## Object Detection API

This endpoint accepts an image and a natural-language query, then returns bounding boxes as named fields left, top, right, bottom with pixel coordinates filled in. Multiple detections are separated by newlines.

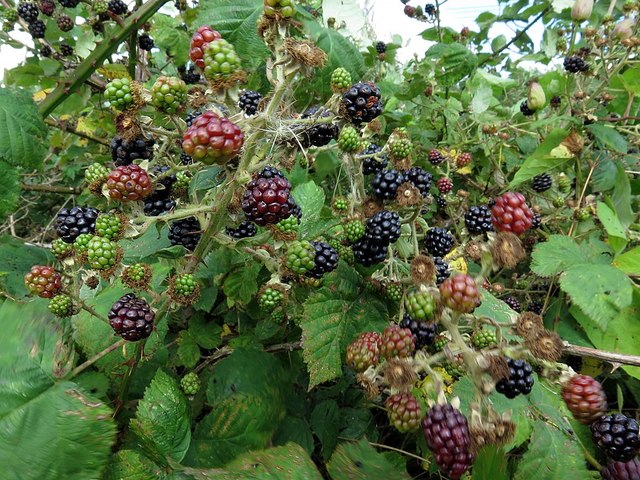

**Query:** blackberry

left=502, top=295, right=521, bottom=312
left=201, top=38, right=241, bottom=81
left=24, top=265, right=62, bottom=299
left=491, top=191, right=534, bottom=234
left=226, top=221, right=257, bottom=239
left=108, top=293, right=154, bottom=341
left=107, top=0, right=127, bottom=14
left=110, top=135, right=155, bottom=166
left=375, top=41, right=386, bottom=54
left=352, top=238, right=388, bottom=266
left=168, top=217, right=201, bottom=251
left=532, top=213, right=542, bottom=229
left=344, top=220, right=365, bottom=243
left=361, top=143, right=388, bottom=175
left=143, top=196, right=176, bottom=216
left=17, top=2, right=39, bottom=22
left=39, top=0, right=54, bottom=16
left=138, top=33, right=154, bottom=51
left=300, top=106, right=339, bottom=147
left=180, top=153, right=193, bottom=165
left=364, top=210, right=401, bottom=245
left=496, top=358, right=534, bottom=399
left=184, top=110, right=202, bottom=128
left=405, top=290, right=437, bottom=321
left=440, top=274, right=480, bottom=313
left=371, top=169, right=405, bottom=201
left=179, top=65, right=200, bottom=85
left=562, top=375, right=608, bottom=425
left=424, top=3, right=436, bottom=16
left=238, top=90, right=262, bottom=116
left=437, top=177, right=453, bottom=194
left=286, top=240, right=316, bottom=275
left=532, top=173, right=552, bottom=192
left=520, top=101, right=535, bottom=116
left=40, top=45, right=52, bottom=57
left=424, top=227, right=455, bottom=257
left=346, top=332, right=381, bottom=372
left=380, top=324, right=415, bottom=358
left=241, top=167, right=295, bottom=226
left=465, top=205, right=493, bottom=234
left=330, top=67, right=351, bottom=91
left=28, top=19, right=45, bottom=38
left=428, top=148, right=445, bottom=165
left=59, top=0, right=80, bottom=6
left=601, top=459, right=640, bottom=480
left=57, top=15, right=74, bottom=32
left=435, top=196, right=447, bottom=211
left=150, top=165, right=176, bottom=197
left=564, top=55, right=589, bottom=73
left=59, top=43, right=73, bottom=57
left=591, top=414, right=640, bottom=462
left=259, top=165, right=285, bottom=179
left=404, top=166, right=433, bottom=197
left=180, top=372, right=201, bottom=395
left=342, top=81, right=383, bottom=125
left=550, top=95, right=561, bottom=108
left=434, top=257, right=450, bottom=285
left=306, top=241, right=339, bottom=278
left=48, top=294, right=75, bottom=317
left=399, top=314, right=436, bottom=348
left=528, top=299, right=543, bottom=314
left=55, top=206, right=99, bottom=243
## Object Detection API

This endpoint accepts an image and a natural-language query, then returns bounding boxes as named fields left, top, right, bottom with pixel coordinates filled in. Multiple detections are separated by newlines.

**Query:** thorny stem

left=69, top=339, right=126, bottom=378
left=113, top=342, right=143, bottom=417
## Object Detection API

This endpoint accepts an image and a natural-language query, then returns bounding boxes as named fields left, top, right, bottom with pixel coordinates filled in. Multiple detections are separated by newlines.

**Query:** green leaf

left=301, top=264, right=388, bottom=389
left=273, top=417, right=315, bottom=455
left=621, top=67, right=640, bottom=94
left=327, top=439, right=411, bottom=480
left=424, top=43, right=478, bottom=87
left=586, top=124, right=628, bottom=154
left=474, top=289, right=518, bottom=329
left=130, top=370, right=191, bottom=464
left=0, top=235, right=53, bottom=298
left=0, top=88, right=47, bottom=169
left=177, top=331, right=201, bottom=368
left=151, top=14, right=190, bottom=66
left=188, top=315, right=223, bottom=349
left=509, top=128, right=570, bottom=187
left=613, top=162, right=634, bottom=227
left=530, top=235, right=590, bottom=276
left=614, top=247, right=640, bottom=275
left=596, top=201, right=627, bottom=254
left=310, top=399, right=341, bottom=459
left=291, top=180, right=325, bottom=237
left=103, top=450, right=164, bottom=480
left=0, top=162, right=19, bottom=221
left=222, top=262, right=261, bottom=306
left=472, top=446, right=509, bottom=480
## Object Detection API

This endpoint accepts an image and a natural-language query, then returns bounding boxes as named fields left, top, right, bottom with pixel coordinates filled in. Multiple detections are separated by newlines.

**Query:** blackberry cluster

left=168, top=217, right=201, bottom=251
left=110, top=136, right=155, bottom=166
left=361, top=143, right=388, bottom=175
left=404, top=166, right=432, bottom=197
left=138, top=33, right=154, bottom=51
left=424, top=3, right=436, bottom=16
left=18, top=2, right=39, bottom=22
left=59, top=43, right=73, bottom=57
left=59, top=0, right=80, bottom=6
left=496, top=358, right=534, bottom=398
left=57, top=15, right=74, bottom=32
left=108, top=0, right=127, bottom=14
left=238, top=90, right=262, bottom=116
left=502, top=296, right=521, bottom=312
left=306, top=241, right=339, bottom=278
left=399, top=314, right=436, bottom=348
left=143, top=197, right=176, bottom=216
left=532, top=173, right=552, bottom=192
left=435, top=196, right=447, bottom=211
left=342, top=81, right=383, bottom=125
left=241, top=167, right=297, bottom=226
left=375, top=41, right=386, bottom=54
left=300, top=106, right=339, bottom=148
left=28, top=19, right=45, bottom=38
left=591, top=414, right=640, bottom=462
left=424, top=227, right=454, bottom=257
left=564, top=55, right=589, bottom=73
left=520, top=101, right=535, bottom=116
left=428, top=149, right=445, bottom=165
left=55, top=206, right=99, bottom=243
left=601, top=459, right=640, bottom=480
left=465, top=205, right=493, bottom=234
left=178, top=65, right=200, bottom=85
left=352, top=238, right=388, bottom=266
left=371, top=169, right=405, bottom=200
left=40, top=0, right=56, bottom=16
left=108, top=294, right=154, bottom=341
left=40, top=45, right=52, bottom=57
left=528, top=300, right=543, bottom=314
left=184, top=110, right=202, bottom=128
left=434, top=257, right=450, bottom=285
left=532, top=213, right=542, bottom=229
left=226, top=221, right=257, bottom=239
left=364, top=210, right=401, bottom=244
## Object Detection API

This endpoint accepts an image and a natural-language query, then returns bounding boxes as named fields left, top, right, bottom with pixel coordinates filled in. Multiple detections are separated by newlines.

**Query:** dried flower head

left=491, top=232, right=526, bottom=269
left=383, top=357, right=417, bottom=392
left=464, top=240, right=484, bottom=262
left=515, top=312, right=544, bottom=339
left=410, top=254, right=436, bottom=284
left=486, top=355, right=510, bottom=382
left=396, top=182, right=422, bottom=207
left=283, top=38, right=327, bottom=68
left=526, top=329, right=564, bottom=362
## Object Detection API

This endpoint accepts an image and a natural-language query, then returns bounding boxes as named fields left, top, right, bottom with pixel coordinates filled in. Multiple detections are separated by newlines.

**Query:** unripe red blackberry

left=439, top=274, right=480, bottom=313
left=491, top=192, right=534, bottom=235
left=455, top=152, right=472, bottom=168
left=24, top=265, right=62, bottom=298
left=346, top=331, right=381, bottom=372
left=562, top=375, right=608, bottom=425
left=108, top=293, right=154, bottom=341
left=39, top=0, right=54, bottom=15
left=107, top=165, right=152, bottom=202
left=341, top=81, right=383, bottom=125
left=386, top=393, right=422, bottom=433
left=182, top=111, right=244, bottom=165
left=428, top=148, right=445, bottom=165
left=601, top=458, right=640, bottom=480
left=591, top=414, right=640, bottom=462
left=437, top=177, right=453, bottom=194
left=379, top=324, right=415, bottom=359
left=189, top=25, right=222, bottom=68
left=242, top=167, right=296, bottom=226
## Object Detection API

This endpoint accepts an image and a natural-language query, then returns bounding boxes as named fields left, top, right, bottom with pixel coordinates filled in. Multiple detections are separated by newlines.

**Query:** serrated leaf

left=424, top=43, right=478, bottom=87
left=273, top=417, right=315, bottom=455
left=614, top=247, right=640, bottom=275
left=586, top=124, right=628, bottom=154
left=177, top=331, right=201, bottom=368
left=103, top=450, right=164, bottom=480
left=597, top=201, right=627, bottom=254
left=0, top=162, right=19, bottom=221
left=130, top=370, right=191, bottom=464
left=613, top=162, right=634, bottom=228
left=474, top=289, right=517, bottom=329
left=530, top=235, right=589, bottom=276
left=327, top=439, right=411, bottom=480
left=291, top=180, right=325, bottom=238
left=310, top=399, right=340, bottom=459
left=509, top=129, right=570, bottom=187
left=188, top=315, right=223, bottom=349
left=151, top=14, right=190, bottom=66
left=223, top=262, right=260, bottom=306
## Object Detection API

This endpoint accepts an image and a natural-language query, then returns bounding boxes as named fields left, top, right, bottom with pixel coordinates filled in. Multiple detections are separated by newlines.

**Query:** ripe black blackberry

left=352, top=238, right=388, bottom=266
left=306, top=241, right=339, bottom=278
left=375, top=41, right=387, bottom=54
left=361, top=143, right=388, bottom=175
left=40, top=45, right=52, bottom=57
left=532, top=173, right=552, bottom=192
left=550, top=95, right=561, bottom=108
left=28, top=19, right=45, bottom=38
left=180, top=153, right=193, bottom=165
left=226, top=221, right=257, bottom=239
left=424, top=3, right=436, bottom=16
left=591, top=414, right=640, bottom=462
left=168, top=217, right=201, bottom=251
left=464, top=205, right=493, bottom=234
left=39, top=0, right=54, bottom=16
left=424, top=227, right=454, bottom=257
left=108, top=0, right=127, bottom=14
left=564, top=55, right=589, bottom=73
left=364, top=210, right=401, bottom=245
left=143, top=196, right=176, bottom=216
left=55, top=206, right=99, bottom=243
left=435, top=196, right=447, bottom=211
left=371, top=169, right=405, bottom=200
left=434, top=257, right=450, bottom=285
left=18, top=2, right=39, bottom=22
left=108, top=293, right=154, bottom=341
left=290, top=201, right=302, bottom=220
left=428, top=149, right=445, bottom=165
left=258, top=165, right=285, bottom=179
left=528, top=299, right=543, bottom=314
left=184, top=110, right=202, bottom=128
left=59, top=43, right=73, bottom=57
left=342, top=81, right=383, bottom=125
left=110, top=135, right=155, bottom=166
left=531, top=213, right=542, bottom=229
left=502, top=296, right=521, bottom=312
left=496, top=358, right=534, bottom=399
left=520, top=101, right=535, bottom=116
left=404, top=166, right=433, bottom=197
left=138, top=33, right=154, bottom=51
left=238, top=90, right=262, bottom=116
left=151, top=165, right=176, bottom=197
left=179, top=65, right=200, bottom=85
left=299, top=106, right=339, bottom=147
left=59, top=0, right=80, bottom=6
left=57, top=15, right=74, bottom=32
left=399, top=314, right=436, bottom=348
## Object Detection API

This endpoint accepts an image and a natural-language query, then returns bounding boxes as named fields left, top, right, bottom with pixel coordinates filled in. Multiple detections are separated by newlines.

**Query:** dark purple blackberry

left=28, top=19, right=45, bottom=38
left=531, top=213, right=542, bottom=229
left=59, top=42, right=73, bottom=57
left=404, top=166, right=433, bottom=197
left=591, top=414, right=640, bottom=462
left=434, top=257, right=450, bottom=285
left=550, top=95, right=561, bottom=108
left=290, top=201, right=302, bottom=220
left=238, top=90, right=262, bottom=116
left=40, top=45, right=52, bottom=57
left=375, top=41, right=387, bottom=54
left=179, top=65, right=200, bottom=85
left=258, top=165, right=285, bottom=179
left=150, top=165, right=176, bottom=197
left=399, top=314, right=436, bottom=348
left=465, top=205, right=493, bottom=234
left=57, top=15, right=74, bottom=31
left=110, top=135, right=155, bottom=166
left=352, top=238, right=388, bottom=266
left=424, top=227, right=454, bottom=257
left=306, top=241, right=339, bottom=278
left=241, top=169, right=294, bottom=226
left=564, top=56, right=589, bottom=73
left=520, top=101, right=535, bottom=117
left=502, top=296, right=521, bottom=312
left=371, top=169, right=405, bottom=201
left=428, top=149, right=445, bottom=165
left=18, top=2, right=39, bottom=22
left=55, top=206, right=99, bottom=243
left=496, top=358, right=534, bottom=399
left=180, top=153, right=193, bottom=165
left=528, top=300, right=543, bottom=314
left=39, top=0, right=54, bottom=16
left=168, top=217, right=201, bottom=251
left=361, top=143, right=388, bottom=175
left=364, top=210, right=401, bottom=245
left=435, top=196, right=447, bottom=211
left=299, top=106, right=339, bottom=147
left=601, top=458, right=640, bottom=480
left=184, top=110, right=202, bottom=128
left=424, top=3, right=436, bottom=16
left=342, top=81, right=383, bottom=125
left=143, top=196, right=176, bottom=216
left=108, top=293, right=154, bottom=341
left=59, top=0, right=80, bottom=6
left=226, top=221, right=257, bottom=239
left=108, top=0, right=127, bottom=14
left=138, top=33, right=154, bottom=51
left=532, top=173, right=552, bottom=192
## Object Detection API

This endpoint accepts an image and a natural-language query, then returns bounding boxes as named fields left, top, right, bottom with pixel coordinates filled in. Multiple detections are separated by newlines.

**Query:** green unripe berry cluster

left=276, top=216, right=299, bottom=234
left=286, top=240, right=316, bottom=274
left=344, top=220, right=365, bottom=243
left=386, top=283, right=403, bottom=302
left=180, top=372, right=201, bottom=395
left=48, top=294, right=75, bottom=317
left=259, top=287, right=284, bottom=311
left=330, top=67, right=352, bottom=91
left=264, top=0, right=295, bottom=17
left=151, top=76, right=187, bottom=114
left=404, top=290, right=437, bottom=321
left=51, top=239, right=74, bottom=259
left=389, top=136, right=413, bottom=159
left=104, top=77, right=133, bottom=110
left=202, top=39, right=242, bottom=81
left=333, top=198, right=348, bottom=211
left=87, top=236, right=119, bottom=270
left=471, top=330, right=497, bottom=349
left=338, top=126, right=361, bottom=153
left=172, top=274, right=198, bottom=296
left=95, top=214, right=123, bottom=240
left=125, top=263, right=147, bottom=282
left=74, top=233, right=94, bottom=253
left=85, top=163, right=110, bottom=185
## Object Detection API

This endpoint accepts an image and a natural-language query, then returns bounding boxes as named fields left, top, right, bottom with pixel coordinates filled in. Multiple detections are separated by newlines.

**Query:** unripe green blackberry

left=174, top=171, right=191, bottom=192
left=202, top=38, right=242, bottom=81
left=337, top=125, right=361, bottom=152
left=3, top=9, right=18, bottom=21
left=264, top=0, right=295, bottom=17
left=259, top=287, right=284, bottom=311
left=333, top=197, right=348, bottom=211
left=285, top=240, right=316, bottom=275
left=344, top=220, right=365, bottom=243
left=552, top=196, right=565, bottom=208
left=389, top=134, right=413, bottom=160
left=169, top=273, right=200, bottom=304
left=432, top=334, right=449, bottom=352
left=151, top=76, right=187, bottom=114
left=73, top=233, right=94, bottom=253
left=336, top=242, right=354, bottom=265
left=276, top=216, right=299, bottom=234
left=85, top=163, right=109, bottom=186
left=405, top=290, right=437, bottom=321
left=180, top=372, right=201, bottom=395
left=270, top=308, right=286, bottom=323
left=104, top=77, right=134, bottom=110
left=51, top=238, right=74, bottom=259
left=330, top=67, right=352, bottom=92
left=121, top=263, right=152, bottom=290
left=86, top=236, right=119, bottom=270
left=471, top=330, right=497, bottom=349
left=91, top=0, right=108, bottom=14
left=95, top=213, right=124, bottom=240
left=557, top=173, right=571, bottom=193
left=386, top=283, right=403, bottom=302
left=48, top=294, right=75, bottom=318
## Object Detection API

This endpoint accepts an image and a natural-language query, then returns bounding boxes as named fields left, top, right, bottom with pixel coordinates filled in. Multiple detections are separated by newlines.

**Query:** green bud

left=527, top=81, right=546, bottom=110
left=613, top=18, right=634, bottom=40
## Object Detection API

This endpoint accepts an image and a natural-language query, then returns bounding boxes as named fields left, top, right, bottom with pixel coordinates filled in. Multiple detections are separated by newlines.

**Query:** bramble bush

left=0, top=0, right=639, bottom=478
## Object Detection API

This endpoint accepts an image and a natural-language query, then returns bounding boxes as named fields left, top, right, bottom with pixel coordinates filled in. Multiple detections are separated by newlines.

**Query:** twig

left=564, top=343, right=640, bottom=368
left=193, top=341, right=302, bottom=374
left=45, top=118, right=110, bottom=146
left=20, top=183, right=82, bottom=194
left=69, top=339, right=126, bottom=378
left=365, top=441, right=431, bottom=463
left=598, top=115, right=640, bottom=123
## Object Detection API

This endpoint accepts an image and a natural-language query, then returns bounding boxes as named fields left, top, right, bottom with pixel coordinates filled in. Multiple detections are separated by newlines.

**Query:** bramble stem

left=69, top=339, right=126, bottom=378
